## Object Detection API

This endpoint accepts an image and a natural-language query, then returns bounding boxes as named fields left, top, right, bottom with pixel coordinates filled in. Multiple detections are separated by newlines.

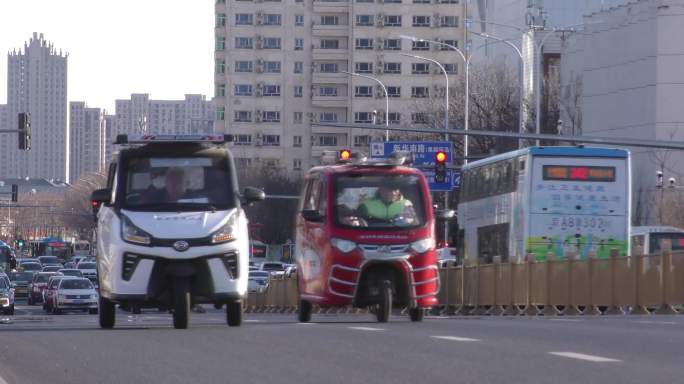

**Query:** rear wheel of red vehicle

left=409, top=307, right=424, bottom=322
left=172, top=279, right=190, bottom=329
left=99, top=296, right=115, bottom=329
left=298, top=299, right=312, bottom=323
left=226, top=301, right=242, bottom=327
left=376, top=284, right=392, bottom=323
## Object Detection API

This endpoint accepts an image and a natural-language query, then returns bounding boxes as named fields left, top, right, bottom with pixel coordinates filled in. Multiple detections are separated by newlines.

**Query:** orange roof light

left=435, top=151, right=447, bottom=163
left=339, top=149, right=352, bottom=161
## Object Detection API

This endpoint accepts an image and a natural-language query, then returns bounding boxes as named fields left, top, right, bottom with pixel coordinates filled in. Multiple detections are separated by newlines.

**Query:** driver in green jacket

left=359, top=186, right=417, bottom=225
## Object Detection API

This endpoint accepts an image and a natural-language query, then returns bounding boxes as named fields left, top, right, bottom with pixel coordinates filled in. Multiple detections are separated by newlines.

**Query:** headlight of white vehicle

left=331, top=238, right=357, bottom=254
left=90, top=294, right=98, bottom=300
left=121, top=215, right=152, bottom=245
left=410, top=238, right=435, bottom=254
left=211, top=212, right=238, bottom=244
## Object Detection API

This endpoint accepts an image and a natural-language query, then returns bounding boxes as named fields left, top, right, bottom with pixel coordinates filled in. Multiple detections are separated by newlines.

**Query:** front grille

left=220, top=251, right=239, bottom=279
left=122, top=253, right=142, bottom=281
left=65, top=295, right=91, bottom=299
left=359, top=244, right=410, bottom=253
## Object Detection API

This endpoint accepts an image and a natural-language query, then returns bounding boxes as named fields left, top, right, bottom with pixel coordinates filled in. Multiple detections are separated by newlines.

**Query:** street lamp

left=341, top=71, right=390, bottom=142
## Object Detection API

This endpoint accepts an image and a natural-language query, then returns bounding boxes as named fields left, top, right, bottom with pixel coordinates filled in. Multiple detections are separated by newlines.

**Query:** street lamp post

left=341, top=71, right=390, bottom=142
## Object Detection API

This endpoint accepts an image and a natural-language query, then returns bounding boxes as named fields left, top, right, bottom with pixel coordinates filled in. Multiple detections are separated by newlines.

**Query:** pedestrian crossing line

left=431, top=336, right=480, bottom=342
left=348, top=326, right=385, bottom=331
left=548, top=352, right=621, bottom=363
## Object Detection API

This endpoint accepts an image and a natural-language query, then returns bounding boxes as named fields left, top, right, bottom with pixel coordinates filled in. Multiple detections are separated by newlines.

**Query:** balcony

left=312, top=95, right=348, bottom=108
left=312, top=24, right=349, bottom=38
left=312, top=0, right=350, bottom=14
left=313, top=72, right=348, bottom=84
left=312, top=48, right=348, bottom=61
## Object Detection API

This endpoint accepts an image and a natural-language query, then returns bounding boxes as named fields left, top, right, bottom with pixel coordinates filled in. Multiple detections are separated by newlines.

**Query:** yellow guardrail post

left=488, top=256, right=504, bottom=316
left=455, top=262, right=469, bottom=315
left=564, top=252, right=582, bottom=315
left=585, top=251, right=602, bottom=315
left=605, top=248, right=625, bottom=315
left=524, top=254, right=539, bottom=316
left=542, top=252, right=560, bottom=316
left=656, top=247, right=677, bottom=315
left=503, top=258, right=520, bottom=315
left=471, top=259, right=484, bottom=315
left=629, top=247, right=649, bottom=315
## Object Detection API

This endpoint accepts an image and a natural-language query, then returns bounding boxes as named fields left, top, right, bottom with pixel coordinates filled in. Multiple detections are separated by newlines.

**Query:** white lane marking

left=548, top=352, right=621, bottom=363
left=296, top=322, right=317, bottom=325
left=348, top=326, right=385, bottom=331
left=431, top=336, right=480, bottom=342
left=634, top=321, right=678, bottom=325
left=244, top=319, right=263, bottom=323
left=548, top=318, right=581, bottom=322
left=0, top=373, right=8, bottom=384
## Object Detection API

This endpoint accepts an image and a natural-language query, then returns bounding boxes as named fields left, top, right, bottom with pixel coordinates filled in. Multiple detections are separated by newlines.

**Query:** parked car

left=18, top=262, right=42, bottom=273
left=9, top=271, right=34, bottom=298
left=75, top=262, right=97, bottom=282
left=27, top=272, right=61, bottom=305
left=44, top=276, right=77, bottom=312
left=0, top=273, right=15, bottom=315
left=57, top=269, right=83, bottom=278
left=248, top=271, right=270, bottom=293
left=51, top=278, right=98, bottom=315
left=37, top=256, right=63, bottom=268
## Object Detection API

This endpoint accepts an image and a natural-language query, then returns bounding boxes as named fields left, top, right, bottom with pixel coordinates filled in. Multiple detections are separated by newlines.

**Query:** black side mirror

left=91, top=188, right=111, bottom=204
left=242, top=187, right=266, bottom=205
left=435, top=209, right=455, bottom=221
left=301, top=209, right=324, bottom=222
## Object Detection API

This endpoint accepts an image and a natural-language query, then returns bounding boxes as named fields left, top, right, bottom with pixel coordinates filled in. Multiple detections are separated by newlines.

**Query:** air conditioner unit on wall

left=255, top=132, right=263, bottom=146
left=255, top=110, right=262, bottom=122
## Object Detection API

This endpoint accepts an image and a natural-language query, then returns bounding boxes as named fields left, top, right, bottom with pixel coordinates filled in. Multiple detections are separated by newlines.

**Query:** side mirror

left=435, top=209, right=455, bottom=221
left=301, top=209, right=324, bottom=222
left=91, top=188, right=111, bottom=204
left=242, top=187, right=266, bottom=205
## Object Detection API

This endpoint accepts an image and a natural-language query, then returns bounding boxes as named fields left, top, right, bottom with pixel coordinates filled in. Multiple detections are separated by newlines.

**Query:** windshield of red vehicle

left=334, top=174, right=426, bottom=229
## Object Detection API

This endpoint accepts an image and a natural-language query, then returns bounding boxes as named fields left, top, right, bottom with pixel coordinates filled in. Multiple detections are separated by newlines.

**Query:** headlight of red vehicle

left=410, top=238, right=435, bottom=254
left=331, top=238, right=357, bottom=254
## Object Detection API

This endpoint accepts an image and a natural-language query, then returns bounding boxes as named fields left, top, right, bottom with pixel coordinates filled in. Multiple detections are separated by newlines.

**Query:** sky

left=0, top=0, right=214, bottom=112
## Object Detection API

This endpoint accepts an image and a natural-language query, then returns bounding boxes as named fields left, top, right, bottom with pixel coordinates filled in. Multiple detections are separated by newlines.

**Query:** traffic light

left=11, top=184, right=18, bottom=202
left=16, top=239, right=24, bottom=249
left=339, top=149, right=352, bottom=162
left=18, top=112, right=31, bottom=151
left=434, top=151, right=447, bottom=183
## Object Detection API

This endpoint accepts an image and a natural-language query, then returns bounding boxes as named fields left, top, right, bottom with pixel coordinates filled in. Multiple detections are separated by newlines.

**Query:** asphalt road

left=0, top=299, right=682, bottom=384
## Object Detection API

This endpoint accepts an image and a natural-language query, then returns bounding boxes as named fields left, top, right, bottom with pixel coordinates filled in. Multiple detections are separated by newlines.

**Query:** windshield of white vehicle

left=123, top=156, right=235, bottom=211
left=334, top=174, right=426, bottom=229
left=60, top=279, right=93, bottom=290
left=77, top=263, right=96, bottom=270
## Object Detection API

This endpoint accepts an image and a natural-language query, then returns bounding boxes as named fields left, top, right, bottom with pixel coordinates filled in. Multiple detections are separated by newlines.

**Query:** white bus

left=73, top=240, right=92, bottom=257
left=458, top=146, right=631, bottom=264
left=631, top=226, right=684, bottom=255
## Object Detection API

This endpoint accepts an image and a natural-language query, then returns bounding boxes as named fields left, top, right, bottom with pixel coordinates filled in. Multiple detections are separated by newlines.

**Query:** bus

left=29, top=237, right=71, bottom=261
left=0, top=242, right=15, bottom=273
left=631, top=226, right=684, bottom=255
left=458, top=146, right=631, bottom=264
left=72, top=240, right=92, bottom=257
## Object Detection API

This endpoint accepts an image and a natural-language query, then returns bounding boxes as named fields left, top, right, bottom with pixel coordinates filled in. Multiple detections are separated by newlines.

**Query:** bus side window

left=631, top=235, right=645, bottom=254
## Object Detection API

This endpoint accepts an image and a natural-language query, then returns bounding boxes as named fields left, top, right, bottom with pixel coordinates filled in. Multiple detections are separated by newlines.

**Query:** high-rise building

left=1, top=33, right=68, bottom=182
left=214, top=0, right=467, bottom=172
left=69, top=102, right=107, bottom=182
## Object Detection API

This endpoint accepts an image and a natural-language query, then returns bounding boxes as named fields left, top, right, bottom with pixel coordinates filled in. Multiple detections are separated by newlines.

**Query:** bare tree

left=559, top=75, right=583, bottom=137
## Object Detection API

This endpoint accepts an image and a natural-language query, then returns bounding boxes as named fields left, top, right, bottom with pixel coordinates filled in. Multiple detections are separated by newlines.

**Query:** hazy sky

left=0, top=0, right=214, bottom=112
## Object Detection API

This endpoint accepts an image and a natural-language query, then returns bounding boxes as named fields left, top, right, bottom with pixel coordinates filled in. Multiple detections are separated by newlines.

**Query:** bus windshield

left=334, top=174, right=426, bottom=229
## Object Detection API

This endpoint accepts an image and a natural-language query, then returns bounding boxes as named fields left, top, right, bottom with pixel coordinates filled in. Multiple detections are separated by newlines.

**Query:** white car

left=52, top=278, right=98, bottom=314
left=76, top=262, right=98, bottom=282
left=91, top=134, right=265, bottom=329
left=247, top=271, right=270, bottom=293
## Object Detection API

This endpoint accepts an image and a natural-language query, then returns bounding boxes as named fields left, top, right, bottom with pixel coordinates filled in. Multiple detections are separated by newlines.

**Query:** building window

left=263, top=135, right=280, bottom=146
left=234, top=84, right=253, bottom=96
left=216, top=13, right=226, bottom=27
left=413, top=0, right=430, bottom=3
left=262, top=111, right=280, bottom=123
left=411, top=63, right=430, bottom=74
left=321, top=16, right=339, bottom=25
left=354, top=135, right=371, bottom=147
left=384, top=15, right=402, bottom=27
left=295, top=38, right=304, bottom=50
left=412, top=41, right=429, bottom=51
left=215, top=106, right=225, bottom=121
left=319, top=87, right=338, bottom=96
left=411, top=86, right=429, bottom=98
left=354, top=112, right=373, bottom=123
left=355, top=62, right=373, bottom=74
left=264, top=14, right=281, bottom=25
left=216, top=0, right=226, bottom=3
left=412, top=16, right=430, bottom=27
left=235, top=158, right=252, bottom=168
left=355, top=86, right=373, bottom=97
left=216, top=84, right=226, bottom=97
left=265, top=61, right=281, bottom=73
left=294, top=61, right=304, bottom=73
left=320, top=63, right=338, bottom=73
left=317, top=136, right=338, bottom=146
left=388, top=112, right=401, bottom=124
left=264, top=85, right=281, bottom=96
left=355, top=38, right=373, bottom=50
left=215, top=59, right=225, bottom=74
left=383, top=39, right=401, bottom=50
left=411, top=112, right=428, bottom=124
left=356, top=0, right=373, bottom=2
left=293, top=159, right=302, bottom=170
left=235, top=37, right=253, bottom=49
left=387, top=86, right=401, bottom=98
left=294, top=113, right=303, bottom=124
left=234, top=111, right=252, bottom=122
left=216, top=37, right=226, bottom=51
left=234, top=134, right=252, bottom=145
left=319, top=112, right=337, bottom=122
left=440, top=0, right=459, bottom=3
left=440, top=16, right=459, bottom=27
left=320, top=39, right=339, bottom=49
left=384, top=0, right=401, bottom=3
left=295, top=15, right=304, bottom=26
left=234, top=61, right=253, bottom=72
left=263, top=38, right=281, bottom=49
left=440, top=39, right=458, bottom=50
left=294, top=86, right=303, bottom=97
left=356, top=15, right=374, bottom=26
left=384, top=62, right=401, bottom=74
left=235, top=13, right=252, bottom=25
left=444, top=63, right=458, bottom=74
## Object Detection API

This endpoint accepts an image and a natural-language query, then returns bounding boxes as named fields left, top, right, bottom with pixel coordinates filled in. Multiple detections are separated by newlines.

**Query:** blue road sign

left=420, top=168, right=461, bottom=191
left=370, top=141, right=452, bottom=166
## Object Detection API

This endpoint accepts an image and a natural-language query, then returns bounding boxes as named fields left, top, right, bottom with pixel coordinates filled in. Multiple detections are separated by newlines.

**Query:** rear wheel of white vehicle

left=298, top=299, right=312, bottom=323
left=99, top=296, right=115, bottom=329
left=132, top=304, right=142, bottom=315
left=173, top=279, right=190, bottom=329
left=226, top=301, right=242, bottom=327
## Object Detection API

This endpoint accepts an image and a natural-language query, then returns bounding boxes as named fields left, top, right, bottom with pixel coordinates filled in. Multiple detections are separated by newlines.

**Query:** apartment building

left=214, top=0, right=467, bottom=172
left=69, top=102, right=107, bottom=183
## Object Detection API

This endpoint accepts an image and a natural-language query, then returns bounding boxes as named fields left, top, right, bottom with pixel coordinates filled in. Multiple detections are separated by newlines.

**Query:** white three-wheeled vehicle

left=91, top=134, right=264, bottom=329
